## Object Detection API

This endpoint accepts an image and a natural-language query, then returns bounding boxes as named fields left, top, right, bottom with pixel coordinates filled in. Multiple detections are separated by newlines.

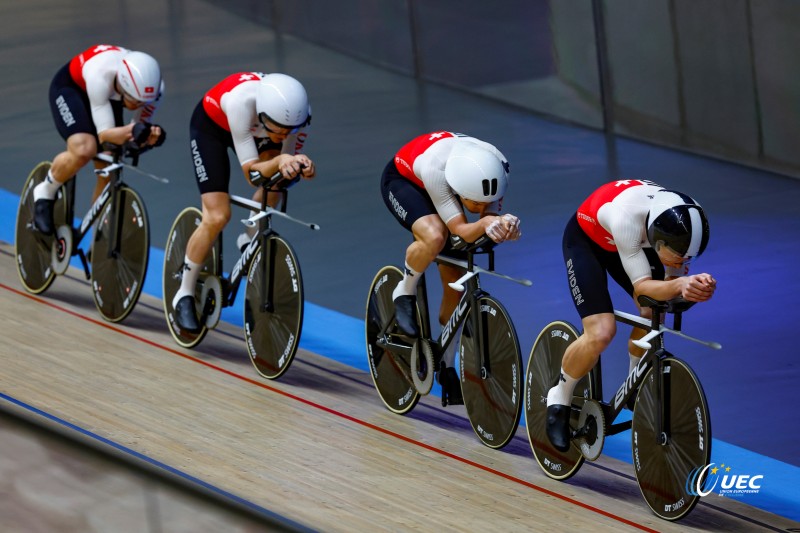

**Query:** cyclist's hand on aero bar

left=487, top=213, right=521, bottom=243
left=280, top=154, right=315, bottom=180
left=501, top=214, right=522, bottom=240
left=679, top=273, right=716, bottom=303
left=132, top=122, right=166, bottom=148
left=125, top=122, right=166, bottom=158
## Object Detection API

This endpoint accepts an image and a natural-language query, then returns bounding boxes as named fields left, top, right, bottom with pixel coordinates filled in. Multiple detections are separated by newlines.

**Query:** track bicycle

left=15, top=140, right=166, bottom=322
left=162, top=170, right=319, bottom=380
left=366, top=235, right=531, bottom=449
left=524, top=295, right=721, bottom=521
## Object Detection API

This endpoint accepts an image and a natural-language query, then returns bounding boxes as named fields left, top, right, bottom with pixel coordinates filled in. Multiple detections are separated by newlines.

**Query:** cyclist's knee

left=582, top=316, right=616, bottom=352
left=203, top=208, right=231, bottom=232
left=67, top=136, right=97, bottom=166
left=412, top=217, right=448, bottom=252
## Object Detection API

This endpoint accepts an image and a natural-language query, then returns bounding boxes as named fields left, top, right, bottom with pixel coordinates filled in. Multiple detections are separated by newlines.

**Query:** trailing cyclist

left=172, top=72, right=315, bottom=333
left=546, top=179, right=716, bottom=452
left=33, top=44, right=166, bottom=236
left=380, top=131, right=522, bottom=405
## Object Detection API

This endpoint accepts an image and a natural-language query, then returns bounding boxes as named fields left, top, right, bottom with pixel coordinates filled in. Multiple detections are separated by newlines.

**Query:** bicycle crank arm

left=436, top=256, right=532, bottom=287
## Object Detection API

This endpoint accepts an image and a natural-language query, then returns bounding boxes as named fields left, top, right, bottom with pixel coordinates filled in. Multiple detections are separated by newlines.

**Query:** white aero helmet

left=256, top=73, right=311, bottom=131
left=117, top=51, right=161, bottom=103
left=646, top=189, right=710, bottom=260
left=444, top=143, right=509, bottom=202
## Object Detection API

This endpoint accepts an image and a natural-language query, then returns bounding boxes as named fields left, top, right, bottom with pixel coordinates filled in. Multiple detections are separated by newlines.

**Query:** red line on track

left=0, top=281, right=658, bottom=533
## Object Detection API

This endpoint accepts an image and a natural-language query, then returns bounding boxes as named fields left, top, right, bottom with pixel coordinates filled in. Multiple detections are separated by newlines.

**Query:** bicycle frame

left=211, top=173, right=318, bottom=311
left=61, top=154, right=129, bottom=275
left=215, top=188, right=288, bottom=310
left=589, top=302, right=710, bottom=444
left=376, top=242, right=500, bottom=372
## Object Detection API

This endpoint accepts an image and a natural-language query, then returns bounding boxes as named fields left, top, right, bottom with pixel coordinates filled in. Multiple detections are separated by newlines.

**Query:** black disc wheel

left=163, top=207, right=218, bottom=348
left=365, top=266, right=420, bottom=414
left=524, top=321, right=594, bottom=480
left=15, top=162, right=71, bottom=294
left=244, top=235, right=304, bottom=380
left=632, top=357, right=711, bottom=521
left=459, top=296, right=522, bottom=449
left=91, top=186, right=149, bottom=322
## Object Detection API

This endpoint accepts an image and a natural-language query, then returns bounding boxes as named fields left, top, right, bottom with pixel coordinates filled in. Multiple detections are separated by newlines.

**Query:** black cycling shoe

left=393, top=294, right=420, bottom=337
left=438, top=363, right=464, bottom=407
left=546, top=404, right=572, bottom=452
left=174, top=295, right=201, bottom=333
left=33, top=198, right=55, bottom=235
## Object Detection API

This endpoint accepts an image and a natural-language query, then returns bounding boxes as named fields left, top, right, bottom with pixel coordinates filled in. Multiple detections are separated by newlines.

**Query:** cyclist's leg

left=163, top=207, right=219, bottom=347
left=547, top=214, right=616, bottom=451
left=525, top=320, right=591, bottom=479
left=173, top=106, right=233, bottom=332
left=172, top=191, right=229, bottom=331
left=38, top=67, right=97, bottom=235
left=16, top=163, right=67, bottom=294
left=380, top=162, right=445, bottom=337
left=610, top=248, right=665, bottom=374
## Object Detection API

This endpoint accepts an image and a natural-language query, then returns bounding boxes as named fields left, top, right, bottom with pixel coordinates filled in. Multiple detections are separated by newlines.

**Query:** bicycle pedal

left=200, top=275, right=223, bottom=330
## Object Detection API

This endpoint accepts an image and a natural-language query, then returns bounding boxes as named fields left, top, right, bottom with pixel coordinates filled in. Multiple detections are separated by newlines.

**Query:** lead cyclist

left=546, top=179, right=717, bottom=452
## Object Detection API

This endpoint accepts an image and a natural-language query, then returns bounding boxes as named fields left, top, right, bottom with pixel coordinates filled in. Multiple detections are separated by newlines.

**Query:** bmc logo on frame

left=686, top=462, right=764, bottom=498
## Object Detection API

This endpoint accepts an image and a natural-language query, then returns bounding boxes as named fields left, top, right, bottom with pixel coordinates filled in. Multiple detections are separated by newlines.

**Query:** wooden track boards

left=0, top=243, right=794, bottom=532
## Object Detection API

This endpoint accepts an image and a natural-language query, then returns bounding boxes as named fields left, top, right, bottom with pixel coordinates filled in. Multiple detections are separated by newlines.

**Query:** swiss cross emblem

left=239, top=73, right=257, bottom=82
left=145, top=87, right=155, bottom=94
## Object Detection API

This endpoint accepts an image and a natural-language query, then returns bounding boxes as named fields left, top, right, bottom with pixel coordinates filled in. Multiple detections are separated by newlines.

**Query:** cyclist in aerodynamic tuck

left=380, top=131, right=522, bottom=405
left=546, top=179, right=716, bottom=452
left=33, top=44, right=166, bottom=235
left=171, top=72, right=315, bottom=333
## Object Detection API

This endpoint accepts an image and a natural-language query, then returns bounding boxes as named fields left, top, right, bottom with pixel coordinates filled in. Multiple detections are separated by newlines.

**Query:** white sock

left=392, top=262, right=422, bottom=300
left=547, top=367, right=579, bottom=407
left=33, top=170, right=61, bottom=201
left=629, top=353, right=642, bottom=374
left=172, top=256, right=203, bottom=307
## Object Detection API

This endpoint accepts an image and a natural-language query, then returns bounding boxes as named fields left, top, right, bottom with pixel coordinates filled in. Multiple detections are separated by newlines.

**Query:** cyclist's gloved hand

left=132, top=122, right=152, bottom=147
left=502, top=214, right=522, bottom=240
left=151, top=124, right=166, bottom=147
left=486, top=217, right=507, bottom=243
left=131, top=122, right=166, bottom=148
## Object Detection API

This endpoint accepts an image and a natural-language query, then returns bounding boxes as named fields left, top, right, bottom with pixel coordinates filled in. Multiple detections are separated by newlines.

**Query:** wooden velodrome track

left=0, top=243, right=794, bottom=532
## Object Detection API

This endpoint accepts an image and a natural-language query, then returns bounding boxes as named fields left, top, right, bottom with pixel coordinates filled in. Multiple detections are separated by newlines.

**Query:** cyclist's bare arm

left=243, top=154, right=314, bottom=186
left=446, top=213, right=500, bottom=243
left=98, top=123, right=137, bottom=146
left=634, top=274, right=716, bottom=303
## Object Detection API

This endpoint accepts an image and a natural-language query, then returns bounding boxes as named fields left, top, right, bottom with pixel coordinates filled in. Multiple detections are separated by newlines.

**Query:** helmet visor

left=258, top=112, right=306, bottom=134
